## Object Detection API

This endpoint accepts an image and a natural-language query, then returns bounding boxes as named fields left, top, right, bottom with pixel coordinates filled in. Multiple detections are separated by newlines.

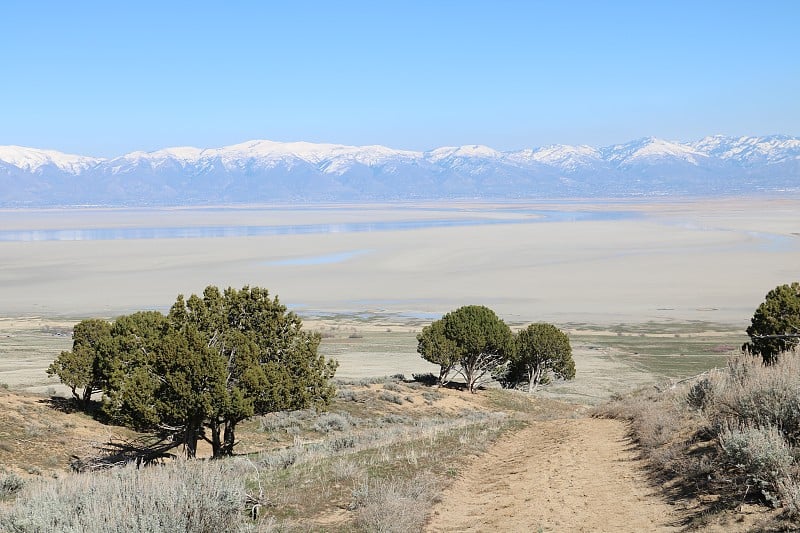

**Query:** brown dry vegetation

left=0, top=374, right=564, bottom=531
left=595, top=351, right=800, bottom=532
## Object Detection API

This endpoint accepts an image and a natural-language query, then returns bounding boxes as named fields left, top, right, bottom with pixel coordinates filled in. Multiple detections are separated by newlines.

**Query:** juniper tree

left=417, top=319, right=460, bottom=386
left=744, top=282, right=800, bottom=365
left=50, top=286, right=337, bottom=459
left=440, top=305, right=513, bottom=393
left=47, top=318, right=112, bottom=406
left=509, top=322, right=575, bottom=392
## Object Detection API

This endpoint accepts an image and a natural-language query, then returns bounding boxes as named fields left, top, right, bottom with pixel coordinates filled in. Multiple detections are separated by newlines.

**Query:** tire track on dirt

left=426, top=417, right=680, bottom=532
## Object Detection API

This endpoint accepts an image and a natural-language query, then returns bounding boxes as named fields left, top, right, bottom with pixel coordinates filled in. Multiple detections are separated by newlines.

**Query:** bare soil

left=427, top=416, right=681, bottom=532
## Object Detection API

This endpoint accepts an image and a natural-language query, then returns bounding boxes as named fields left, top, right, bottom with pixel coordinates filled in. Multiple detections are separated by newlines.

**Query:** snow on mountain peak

left=604, top=137, right=709, bottom=166
left=1, top=134, right=799, bottom=206
left=0, top=145, right=100, bottom=173
left=691, top=134, right=800, bottom=165
left=514, top=144, right=602, bottom=170
left=426, top=144, right=501, bottom=162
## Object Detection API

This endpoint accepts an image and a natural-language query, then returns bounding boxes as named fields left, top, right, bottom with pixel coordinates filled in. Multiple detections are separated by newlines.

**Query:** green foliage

left=417, top=319, right=460, bottom=385
left=46, top=318, right=111, bottom=405
left=440, top=305, right=513, bottom=393
left=170, top=285, right=338, bottom=457
left=49, top=285, right=338, bottom=458
left=508, top=323, right=575, bottom=393
left=744, top=282, right=800, bottom=365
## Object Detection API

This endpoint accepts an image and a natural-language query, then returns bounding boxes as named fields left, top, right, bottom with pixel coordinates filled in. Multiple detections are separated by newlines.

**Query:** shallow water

left=0, top=209, right=639, bottom=242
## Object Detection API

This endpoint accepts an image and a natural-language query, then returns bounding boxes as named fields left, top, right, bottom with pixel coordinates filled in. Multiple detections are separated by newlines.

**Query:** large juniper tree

left=168, top=285, right=338, bottom=457
left=50, top=285, right=337, bottom=458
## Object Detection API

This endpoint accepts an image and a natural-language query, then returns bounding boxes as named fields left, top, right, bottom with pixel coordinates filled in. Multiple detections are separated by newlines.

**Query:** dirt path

left=426, top=417, right=681, bottom=532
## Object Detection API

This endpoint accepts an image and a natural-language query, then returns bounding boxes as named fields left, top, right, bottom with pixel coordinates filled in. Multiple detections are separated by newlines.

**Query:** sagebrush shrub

left=378, top=391, right=404, bottom=405
left=313, top=412, right=351, bottom=433
left=0, top=473, right=24, bottom=499
left=0, top=459, right=252, bottom=532
left=719, top=424, right=793, bottom=503
left=351, top=476, right=438, bottom=532
left=382, top=381, right=402, bottom=392
left=710, top=355, right=800, bottom=445
left=686, top=376, right=715, bottom=411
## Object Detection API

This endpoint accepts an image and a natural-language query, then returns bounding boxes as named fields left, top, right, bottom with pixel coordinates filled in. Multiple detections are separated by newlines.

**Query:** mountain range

left=1, top=135, right=799, bottom=206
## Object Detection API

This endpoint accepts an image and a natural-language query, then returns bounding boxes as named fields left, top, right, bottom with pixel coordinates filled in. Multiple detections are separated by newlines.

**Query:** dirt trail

left=426, top=417, right=680, bottom=532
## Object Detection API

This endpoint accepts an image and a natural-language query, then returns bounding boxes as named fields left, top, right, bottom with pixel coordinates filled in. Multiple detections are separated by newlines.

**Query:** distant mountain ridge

left=1, top=135, right=799, bottom=206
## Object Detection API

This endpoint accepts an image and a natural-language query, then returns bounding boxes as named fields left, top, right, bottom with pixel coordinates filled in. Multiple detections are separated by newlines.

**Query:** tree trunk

left=81, top=385, right=93, bottom=406
left=209, top=418, right=239, bottom=458
left=465, top=366, right=476, bottom=393
left=209, top=418, right=222, bottom=458
left=438, top=366, right=448, bottom=386
left=222, top=421, right=237, bottom=456
left=184, top=431, right=198, bottom=459
left=184, top=416, right=204, bottom=459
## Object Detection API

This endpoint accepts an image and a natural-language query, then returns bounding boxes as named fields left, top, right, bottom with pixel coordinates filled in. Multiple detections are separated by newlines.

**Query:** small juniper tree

left=743, top=282, right=800, bottom=365
left=509, top=323, right=575, bottom=392
left=440, top=305, right=513, bottom=393
left=47, top=318, right=112, bottom=406
left=417, top=319, right=460, bottom=386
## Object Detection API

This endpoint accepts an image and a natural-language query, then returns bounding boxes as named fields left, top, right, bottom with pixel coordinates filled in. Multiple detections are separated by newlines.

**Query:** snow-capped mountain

left=1, top=135, right=798, bottom=206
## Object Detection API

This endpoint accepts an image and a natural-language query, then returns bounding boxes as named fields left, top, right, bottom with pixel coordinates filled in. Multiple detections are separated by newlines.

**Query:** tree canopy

left=437, top=305, right=513, bottom=393
left=416, top=319, right=460, bottom=386
left=508, top=323, right=575, bottom=392
left=744, top=282, right=800, bottom=365
left=48, top=285, right=337, bottom=458
left=47, top=318, right=111, bottom=406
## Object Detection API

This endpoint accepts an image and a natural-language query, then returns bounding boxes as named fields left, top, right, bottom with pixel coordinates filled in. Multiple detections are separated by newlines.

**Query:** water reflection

left=0, top=210, right=639, bottom=242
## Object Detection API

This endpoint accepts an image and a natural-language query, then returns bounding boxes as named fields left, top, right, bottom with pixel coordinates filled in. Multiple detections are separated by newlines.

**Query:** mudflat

left=0, top=198, right=797, bottom=324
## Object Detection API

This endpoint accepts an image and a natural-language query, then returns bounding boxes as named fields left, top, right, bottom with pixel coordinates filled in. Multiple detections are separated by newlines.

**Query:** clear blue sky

left=2, top=1, right=798, bottom=156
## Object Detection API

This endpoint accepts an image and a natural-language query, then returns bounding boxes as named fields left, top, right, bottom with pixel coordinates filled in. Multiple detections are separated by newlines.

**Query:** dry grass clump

left=351, top=475, right=439, bottom=532
left=378, top=390, right=405, bottom=404
left=596, top=351, right=800, bottom=527
left=0, top=459, right=252, bottom=532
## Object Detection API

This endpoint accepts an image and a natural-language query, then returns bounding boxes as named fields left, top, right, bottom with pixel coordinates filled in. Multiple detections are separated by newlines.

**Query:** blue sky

left=1, top=1, right=798, bottom=156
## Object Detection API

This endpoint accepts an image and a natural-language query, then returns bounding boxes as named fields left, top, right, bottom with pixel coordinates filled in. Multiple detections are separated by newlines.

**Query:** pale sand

left=0, top=198, right=798, bottom=325
left=427, top=417, right=681, bottom=532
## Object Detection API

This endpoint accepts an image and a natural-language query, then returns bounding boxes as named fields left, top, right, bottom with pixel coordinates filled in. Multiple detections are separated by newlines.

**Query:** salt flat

left=0, top=198, right=797, bottom=326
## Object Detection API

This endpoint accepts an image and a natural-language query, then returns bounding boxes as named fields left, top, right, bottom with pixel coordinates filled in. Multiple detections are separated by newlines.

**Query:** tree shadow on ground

left=70, top=435, right=179, bottom=472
